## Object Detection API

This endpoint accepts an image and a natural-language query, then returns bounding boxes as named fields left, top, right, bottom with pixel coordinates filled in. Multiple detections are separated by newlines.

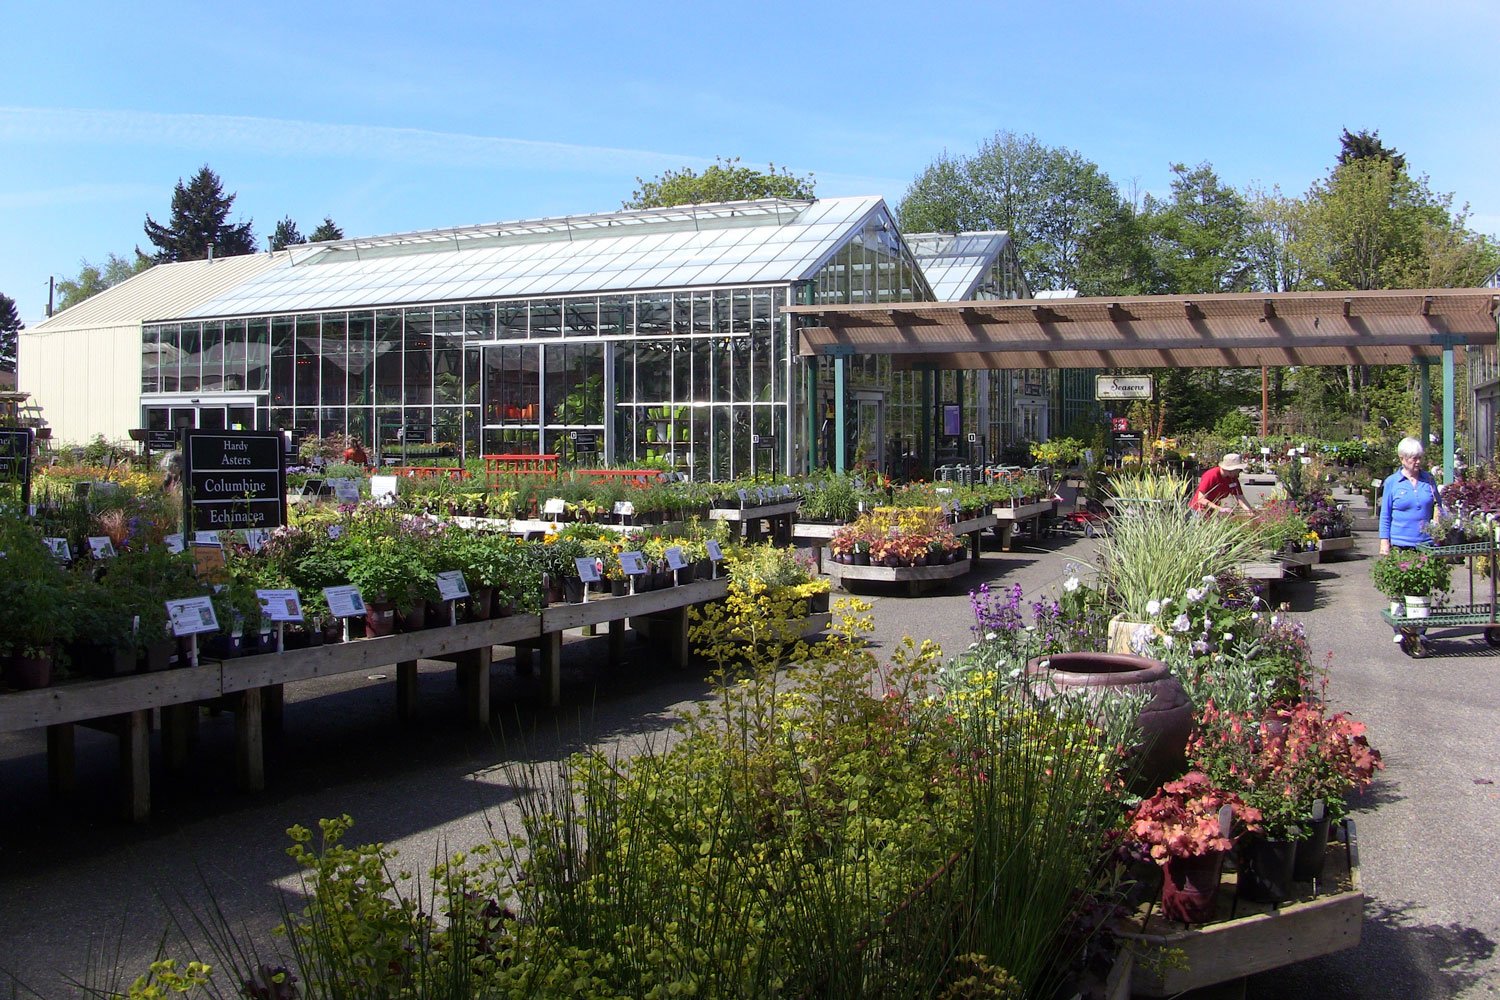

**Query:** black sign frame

left=182, top=429, right=288, bottom=534
left=0, top=428, right=34, bottom=508
left=146, top=428, right=180, bottom=453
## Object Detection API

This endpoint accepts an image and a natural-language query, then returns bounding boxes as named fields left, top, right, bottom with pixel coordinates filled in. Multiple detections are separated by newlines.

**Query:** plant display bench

left=1275, top=547, right=1321, bottom=579
left=791, top=521, right=840, bottom=572
left=529, top=576, right=730, bottom=706
left=1315, top=534, right=1357, bottom=558
left=1117, top=822, right=1364, bottom=997
left=992, top=499, right=1055, bottom=550
left=709, top=499, right=801, bottom=545
left=823, top=554, right=972, bottom=597
left=1378, top=541, right=1500, bottom=657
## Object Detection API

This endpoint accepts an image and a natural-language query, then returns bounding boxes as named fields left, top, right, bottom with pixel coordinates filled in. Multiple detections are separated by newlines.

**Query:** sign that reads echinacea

left=182, top=430, right=287, bottom=533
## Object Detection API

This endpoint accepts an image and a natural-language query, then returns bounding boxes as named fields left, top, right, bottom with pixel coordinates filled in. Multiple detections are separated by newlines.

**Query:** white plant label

left=329, top=478, right=360, bottom=502
left=256, top=588, right=304, bottom=622
left=164, top=533, right=185, bottom=554
left=574, top=557, right=601, bottom=583
left=705, top=540, right=724, bottom=562
left=619, top=550, right=646, bottom=576
left=435, top=570, right=470, bottom=601
left=243, top=528, right=269, bottom=552
left=543, top=497, right=567, bottom=516
left=323, top=585, right=366, bottom=618
left=44, top=537, right=71, bottom=561
left=613, top=500, right=635, bottom=517
left=166, top=596, right=219, bottom=637
left=664, top=545, right=687, bottom=570
left=88, top=536, right=116, bottom=560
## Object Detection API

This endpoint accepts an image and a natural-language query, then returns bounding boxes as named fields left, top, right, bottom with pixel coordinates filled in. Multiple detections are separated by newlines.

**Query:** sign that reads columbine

left=1095, top=375, right=1155, bottom=400
left=183, top=430, right=287, bottom=532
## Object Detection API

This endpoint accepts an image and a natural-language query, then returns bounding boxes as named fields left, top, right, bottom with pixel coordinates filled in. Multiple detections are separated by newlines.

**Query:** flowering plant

left=1188, top=699, right=1383, bottom=834
left=1370, top=550, right=1451, bottom=598
left=1128, top=771, right=1262, bottom=862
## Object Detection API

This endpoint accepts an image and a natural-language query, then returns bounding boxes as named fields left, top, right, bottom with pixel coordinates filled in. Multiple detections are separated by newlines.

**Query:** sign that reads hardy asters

left=182, top=429, right=287, bottom=533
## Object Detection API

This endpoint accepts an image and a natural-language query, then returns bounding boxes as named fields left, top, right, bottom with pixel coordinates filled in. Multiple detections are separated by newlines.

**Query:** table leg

left=121, top=710, right=150, bottom=823
left=162, top=702, right=197, bottom=771
left=541, top=631, right=562, bottom=707
left=397, top=660, right=419, bottom=720
left=236, top=688, right=264, bottom=792
left=47, top=723, right=75, bottom=795
left=457, top=647, right=491, bottom=727
left=609, top=618, right=624, bottom=665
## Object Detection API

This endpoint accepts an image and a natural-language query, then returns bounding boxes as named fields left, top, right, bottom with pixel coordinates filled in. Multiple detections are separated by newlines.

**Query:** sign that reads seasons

left=1094, top=375, right=1155, bottom=401
left=183, top=430, right=287, bottom=532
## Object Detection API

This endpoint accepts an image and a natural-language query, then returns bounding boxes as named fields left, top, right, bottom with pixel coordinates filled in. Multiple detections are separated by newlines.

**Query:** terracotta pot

left=2, top=653, right=53, bottom=690
left=1160, top=850, right=1225, bottom=924
left=1238, top=835, right=1298, bottom=903
left=365, top=601, right=397, bottom=637
left=1293, top=815, right=1334, bottom=882
left=1025, top=651, right=1193, bottom=789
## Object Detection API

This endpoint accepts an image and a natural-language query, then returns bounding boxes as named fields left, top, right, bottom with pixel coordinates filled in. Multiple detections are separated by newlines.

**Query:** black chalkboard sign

left=0, top=429, right=33, bottom=508
left=182, top=429, right=287, bottom=532
left=146, top=429, right=179, bottom=452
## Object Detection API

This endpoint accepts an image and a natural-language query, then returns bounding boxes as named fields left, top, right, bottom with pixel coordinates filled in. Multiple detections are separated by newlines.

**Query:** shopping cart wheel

left=1484, top=626, right=1500, bottom=648
left=1400, top=632, right=1427, bottom=658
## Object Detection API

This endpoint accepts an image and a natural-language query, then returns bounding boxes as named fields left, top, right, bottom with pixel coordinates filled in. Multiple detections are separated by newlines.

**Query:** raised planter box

left=1316, top=534, right=1356, bottom=556
left=1117, top=821, right=1363, bottom=997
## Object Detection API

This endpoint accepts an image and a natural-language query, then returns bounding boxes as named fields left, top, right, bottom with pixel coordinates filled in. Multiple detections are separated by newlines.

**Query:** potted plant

left=1370, top=550, right=1451, bottom=618
left=0, top=518, right=70, bottom=688
left=1128, top=771, right=1262, bottom=923
left=96, top=542, right=203, bottom=671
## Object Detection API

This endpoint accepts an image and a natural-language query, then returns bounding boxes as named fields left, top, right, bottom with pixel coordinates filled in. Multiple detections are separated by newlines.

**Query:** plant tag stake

left=619, top=551, right=646, bottom=576
left=1311, top=798, right=1325, bottom=822
left=574, top=557, right=601, bottom=583
left=543, top=497, right=567, bottom=517
left=88, top=536, right=116, bottom=560
left=370, top=476, right=398, bottom=502
left=243, top=528, right=269, bottom=552
left=737, top=488, right=749, bottom=506
left=705, top=540, right=724, bottom=562
left=1217, top=804, right=1234, bottom=840
left=323, top=585, right=366, bottom=618
left=613, top=500, right=635, bottom=518
left=256, top=589, right=303, bottom=622
left=664, top=546, right=687, bottom=571
left=193, top=530, right=223, bottom=548
left=435, top=570, right=469, bottom=601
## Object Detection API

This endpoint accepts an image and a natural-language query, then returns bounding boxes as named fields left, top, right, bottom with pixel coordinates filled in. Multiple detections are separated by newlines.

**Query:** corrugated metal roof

left=27, top=254, right=284, bottom=333
left=906, top=232, right=1011, bottom=301
left=182, top=197, right=888, bottom=318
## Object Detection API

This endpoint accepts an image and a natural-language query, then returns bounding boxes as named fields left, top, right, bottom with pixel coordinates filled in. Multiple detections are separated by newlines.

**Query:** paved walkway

left=0, top=531, right=1496, bottom=997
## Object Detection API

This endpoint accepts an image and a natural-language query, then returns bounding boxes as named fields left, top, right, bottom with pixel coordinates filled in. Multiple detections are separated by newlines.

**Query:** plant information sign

left=0, top=428, right=34, bottom=507
left=182, top=430, right=287, bottom=533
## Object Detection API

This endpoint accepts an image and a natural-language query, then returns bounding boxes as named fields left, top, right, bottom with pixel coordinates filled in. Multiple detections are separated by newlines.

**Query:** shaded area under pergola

left=784, top=289, right=1500, bottom=479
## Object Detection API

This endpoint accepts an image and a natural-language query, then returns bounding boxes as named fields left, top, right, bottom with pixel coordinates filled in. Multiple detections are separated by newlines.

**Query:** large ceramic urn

left=1025, top=651, right=1193, bottom=789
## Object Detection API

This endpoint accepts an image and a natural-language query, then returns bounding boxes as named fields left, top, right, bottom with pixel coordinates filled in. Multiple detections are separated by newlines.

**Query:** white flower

left=1250, top=612, right=1260, bottom=621
left=1162, top=634, right=1175, bottom=648
left=1171, top=613, right=1191, bottom=633
left=1064, top=576, right=1080, bottom=592
left=1203, top=575, right=1217, bottom=586
left=985, top=631, right=998, bottom=641
left=1223, top=631, right=1234, bottom=641
left=1160, top=597, right=1172, bottom=609
left=1146, top=599, right=1162, bottom=616
left=1185, top=587, right=1205, bottom=603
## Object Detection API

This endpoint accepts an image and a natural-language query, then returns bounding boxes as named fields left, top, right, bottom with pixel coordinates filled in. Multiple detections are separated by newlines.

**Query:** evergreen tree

left=269, top=217, right=304, bottom=251
left=142, top=165, right=256, bottom=262
left=625, top=157, right=815, bottom=209
left=1338, top=128, right=1405, bottom=172
left=309, top=217, right=344, bottom=242
left=0, top=294, right=22, bottom=374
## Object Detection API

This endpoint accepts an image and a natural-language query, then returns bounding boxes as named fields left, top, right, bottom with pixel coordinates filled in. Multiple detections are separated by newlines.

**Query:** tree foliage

left=1144, top=163, right=1254, bottom=295
left=1338, top=128, right=1405, bottom=172
left=55, top=252, right=153, bottom=311
left=897, top=131, right=1150, bottom=295
left=141, top=165, right=256, bottom=263
left=309, top=216, right=344, bottom=242
left=268, top=216, right=304, bottom=252
left=624, top=156, right=815, bottom=209
left=0, top=293, right=22, bottom=373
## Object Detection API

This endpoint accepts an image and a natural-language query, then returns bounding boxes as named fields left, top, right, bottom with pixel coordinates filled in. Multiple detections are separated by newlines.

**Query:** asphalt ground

left=1, top=527, right=1497, bottom=997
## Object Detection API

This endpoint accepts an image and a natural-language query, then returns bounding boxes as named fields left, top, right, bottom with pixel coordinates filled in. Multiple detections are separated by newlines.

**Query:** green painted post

left=806, top=360, right=819, bottom=472
left=834, top=356, right=848, bottom=474
left=1444, top=344, right=1456, bottom=484
left=920, top=368, right=932, bottom=472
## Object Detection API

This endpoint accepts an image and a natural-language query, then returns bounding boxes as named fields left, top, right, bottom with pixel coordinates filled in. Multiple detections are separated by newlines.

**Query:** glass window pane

left=320, top=314, right=347, bottom=406
left=270, top=318, right=293, bottom=405
left=247, top=318, right=270, bottom=393
left=404, top=307, right=433, bottom=405
left=141, top=326, right=160, bottom=394
left=434, top=306, right=463, bottom=404
left=375, top=311, right=402, bottom=405
left=347, top=312, right=374, bottom=407
left=294, top=316, right=319, bottom=408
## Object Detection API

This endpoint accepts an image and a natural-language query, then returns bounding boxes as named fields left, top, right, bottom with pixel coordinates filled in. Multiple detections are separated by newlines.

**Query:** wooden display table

left=709, top=500, right=800, bottom=545
left=1117, top=822, right=1363, bottom=997
left=823, top=555, right=971, bottom=596
left=1315, top=534, right=1356, bottom=557
left=992, top=499, right=1055, bottom=550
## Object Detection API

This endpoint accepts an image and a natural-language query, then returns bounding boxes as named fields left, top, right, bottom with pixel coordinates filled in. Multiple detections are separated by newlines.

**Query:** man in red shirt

left=1189, top=453, right=1254, bottom=514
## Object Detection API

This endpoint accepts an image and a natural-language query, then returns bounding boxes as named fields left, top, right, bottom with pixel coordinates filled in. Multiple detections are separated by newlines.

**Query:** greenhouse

left=24, top=196, right=1076, bottom=474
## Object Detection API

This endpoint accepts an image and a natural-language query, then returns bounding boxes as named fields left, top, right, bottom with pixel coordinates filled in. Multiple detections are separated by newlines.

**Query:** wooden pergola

left=784, top=288, right=1500, bottom=480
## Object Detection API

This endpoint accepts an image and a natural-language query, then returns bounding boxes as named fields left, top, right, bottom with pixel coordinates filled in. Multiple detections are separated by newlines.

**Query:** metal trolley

left=1380, top=538, right=1500, bottom=658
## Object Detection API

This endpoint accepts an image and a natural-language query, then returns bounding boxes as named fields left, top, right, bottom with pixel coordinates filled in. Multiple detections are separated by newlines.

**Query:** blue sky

left=4, top=0, right=1497, bottom=324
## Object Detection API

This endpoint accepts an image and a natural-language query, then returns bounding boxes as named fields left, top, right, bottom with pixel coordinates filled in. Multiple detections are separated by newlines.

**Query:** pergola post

left=1444, top=343, right=1456, bottom=484
left=920, top=368, right=933, bottom=471
left=833, top=355, right=848, bottom=474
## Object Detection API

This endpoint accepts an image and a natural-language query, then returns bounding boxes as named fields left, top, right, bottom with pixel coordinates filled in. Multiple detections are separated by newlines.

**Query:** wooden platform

left=1117, top=822, right=1363, bottom=997
left=1316, top=534, right=1356, bottom=556
left=824, top=555, right=971, bottom=596
left=992, top=499, right=1055, bottom=549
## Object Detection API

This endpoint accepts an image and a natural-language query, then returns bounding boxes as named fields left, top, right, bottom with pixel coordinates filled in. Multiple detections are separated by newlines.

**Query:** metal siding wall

left=19, top=324, right=142, bottom=444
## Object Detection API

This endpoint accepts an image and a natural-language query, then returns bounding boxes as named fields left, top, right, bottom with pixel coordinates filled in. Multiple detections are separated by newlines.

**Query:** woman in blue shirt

left=1379, top=436, right=1443, bottom=554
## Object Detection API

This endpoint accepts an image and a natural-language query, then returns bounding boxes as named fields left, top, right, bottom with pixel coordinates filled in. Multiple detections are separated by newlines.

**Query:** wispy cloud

left=0, top=181, right=161, bottom=211
left=0, top=106, right=717, bottom=176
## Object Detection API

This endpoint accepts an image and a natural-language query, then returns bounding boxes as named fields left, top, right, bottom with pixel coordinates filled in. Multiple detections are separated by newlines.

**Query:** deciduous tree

left=55, top=252, right=152, bottom=310
left=624, top=157, right=815, bottom=209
